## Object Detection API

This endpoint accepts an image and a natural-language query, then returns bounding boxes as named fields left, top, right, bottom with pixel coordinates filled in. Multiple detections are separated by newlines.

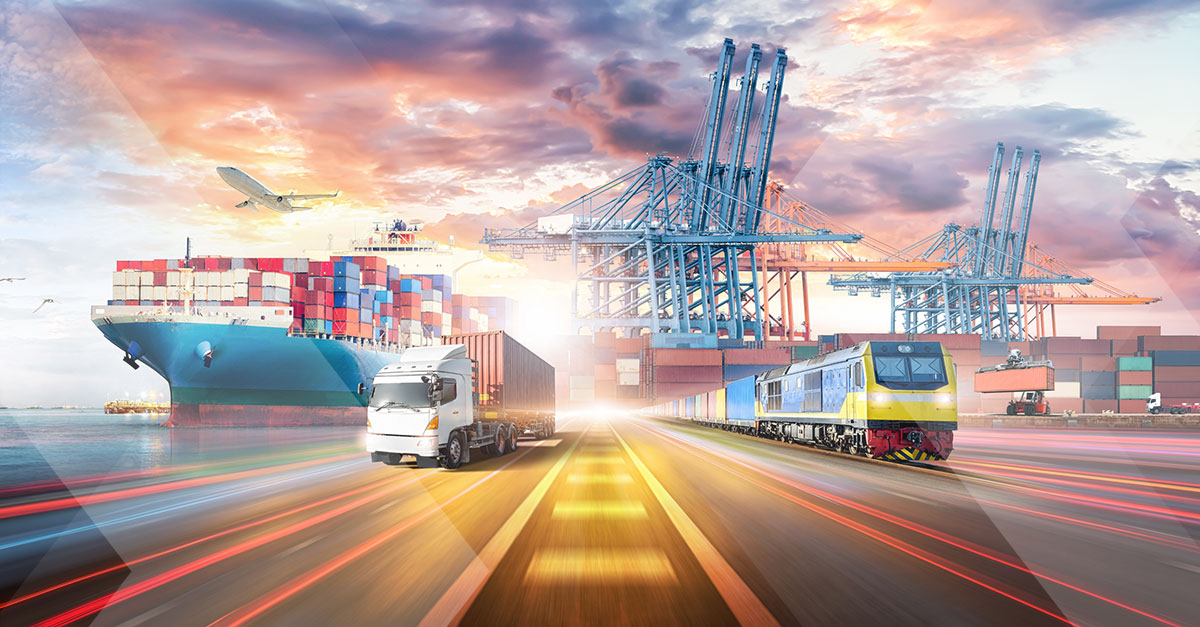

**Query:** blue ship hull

left=95, top=320, right=404, bottom=426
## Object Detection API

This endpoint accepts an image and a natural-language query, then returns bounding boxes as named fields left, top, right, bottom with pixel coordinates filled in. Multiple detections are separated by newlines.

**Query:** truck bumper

left=366, top=432, right=439, bottom=458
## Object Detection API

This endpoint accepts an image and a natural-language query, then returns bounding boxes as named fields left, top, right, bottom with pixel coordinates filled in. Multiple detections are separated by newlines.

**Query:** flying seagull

left=33, top=298, right=56, bottom=313
left=0, top=277, right=26, bottom=283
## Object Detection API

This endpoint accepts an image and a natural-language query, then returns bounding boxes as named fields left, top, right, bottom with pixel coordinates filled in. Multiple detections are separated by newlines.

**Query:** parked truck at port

left=366, top=330, right=555, bottom=469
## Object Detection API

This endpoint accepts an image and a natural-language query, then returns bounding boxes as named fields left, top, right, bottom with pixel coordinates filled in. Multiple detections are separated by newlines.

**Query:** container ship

left=91, top=220, right=516, bottom=427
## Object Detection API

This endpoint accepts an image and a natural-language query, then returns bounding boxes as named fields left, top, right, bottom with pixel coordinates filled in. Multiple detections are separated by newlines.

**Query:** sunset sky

left=2, top=0, right=1199, bottom=405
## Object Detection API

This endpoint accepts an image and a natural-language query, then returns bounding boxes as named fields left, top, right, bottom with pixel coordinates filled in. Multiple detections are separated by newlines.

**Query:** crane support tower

left=831, top=143, right=1102, bottom=340
left=483, top=39, right=861, bottom=341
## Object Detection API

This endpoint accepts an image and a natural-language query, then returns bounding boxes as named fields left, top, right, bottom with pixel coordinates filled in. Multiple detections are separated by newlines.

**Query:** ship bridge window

left=873, top=355, right=947, bottom=391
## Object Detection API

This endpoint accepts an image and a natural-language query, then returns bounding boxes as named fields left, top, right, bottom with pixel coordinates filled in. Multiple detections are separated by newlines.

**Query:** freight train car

left=650, top=341, right=957, bottom=461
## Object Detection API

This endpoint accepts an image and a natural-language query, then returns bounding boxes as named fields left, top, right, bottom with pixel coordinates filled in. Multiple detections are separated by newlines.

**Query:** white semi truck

left=365, top=331, right=556, bottom=469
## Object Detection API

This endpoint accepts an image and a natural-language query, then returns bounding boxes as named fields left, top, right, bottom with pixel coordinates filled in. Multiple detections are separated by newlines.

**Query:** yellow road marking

left=552, top=500, right=648, bottom=519
left=419, top=429, right=583, bottom=627
left=527, top=439, right=562, bottom=447
left=566, top=473, right=634, bottom=484
left=612, top=426, right=779, bottom=627
left=524, top=548, right=676, bottom=584
left=574, top=455, right=625, bottom=464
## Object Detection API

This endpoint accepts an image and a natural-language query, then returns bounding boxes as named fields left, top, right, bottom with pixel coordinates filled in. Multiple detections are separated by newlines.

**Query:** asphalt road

left=1, top=417, right=1197, bottom=626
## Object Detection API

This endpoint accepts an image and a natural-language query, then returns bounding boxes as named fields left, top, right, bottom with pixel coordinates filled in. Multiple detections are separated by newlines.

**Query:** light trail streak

left=0, top=452, right=362, bottom=521
left=0, top=444, right=359, bottom=499
left=1, top=473, right=404, bottom=611
left=30, top=468, right=438, bottom=627
left=208, top=444, right=541, bottom=627
left=641, top=422, right=1186, bottom=627
left=950, top=458, right=1200, bottom=493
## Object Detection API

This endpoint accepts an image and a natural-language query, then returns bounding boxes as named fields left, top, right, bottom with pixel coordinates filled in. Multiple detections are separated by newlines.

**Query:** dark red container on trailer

left=442, top=331, right=555, bottom=414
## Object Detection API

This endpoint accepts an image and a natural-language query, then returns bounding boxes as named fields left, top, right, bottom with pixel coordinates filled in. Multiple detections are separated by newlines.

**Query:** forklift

left=1007, top=390, right=1051, bottom=416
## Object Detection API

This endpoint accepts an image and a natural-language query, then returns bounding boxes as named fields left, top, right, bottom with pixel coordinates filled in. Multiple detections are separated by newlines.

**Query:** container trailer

left=366, top=331, right=555, bottom=469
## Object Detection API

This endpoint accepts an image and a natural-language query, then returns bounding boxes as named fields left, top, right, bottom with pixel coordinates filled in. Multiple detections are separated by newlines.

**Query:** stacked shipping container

left=108, top=256, right=517, bottom=347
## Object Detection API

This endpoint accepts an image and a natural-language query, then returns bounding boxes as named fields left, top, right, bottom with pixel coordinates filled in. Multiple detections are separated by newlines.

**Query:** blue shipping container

left=333, top=277, right=360, bottom=292
left=725, top=376, right=756, bottom=424
left=333, top=261, right=360, bottom=278
left=333, top=292, right=360, bottom=309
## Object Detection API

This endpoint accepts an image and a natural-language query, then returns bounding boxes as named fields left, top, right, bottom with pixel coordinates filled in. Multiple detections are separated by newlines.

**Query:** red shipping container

left=1053, top=398, right=1084, bottom=413
left=249, top=286, right=262, bottom=300
left=150, top=259, right=166, bottom=271
left=443, top=300, right=451, bottom=313
left=1153, top=381, right=1200, bottom=399
left=1097, top=325, right=1160, bottom=341
left=616, top=338, right=645, bottom=355
left=304, top=304, right=322, bottom=318
left=116, top=260, right=131, bottom=271
left=419, top=276, right=432, bottom=289
left=1142, top=336, right=1200, bottom=351
left=1118, top=371, right=1153, bottom=386
left=234, top=297, right=248, bottom=306
left=1047, top=356, right=1081, bottom=370
left=723, top=348, right=792, bottom=365
left=1118, top=400, right=1146, bottom=414
left=654, top=366, right=723, bottom=383
left=652, top=349, right=722, bottom=366
left=249, top=273, right=262, bottom=287
left=651, top=381, right=724, bottom=402
left=1081, top=356, right=1116, bottom=371
left=332, top=308, right=355, bottom=322
left=1153, top=366, right=1200, bottom=382
left=595, top=364, right=617, bottom=381
left=305, top=290, right=319, bottom=305
left=1110, top=339, right=1139, bottom=356
left=324, top=292, right=334, bottom=307
left=151, top=271, right=166, bottom=285
left=974, top=366, right=1055, bottom=392
left=1084, top=399, right=1119, bottom=413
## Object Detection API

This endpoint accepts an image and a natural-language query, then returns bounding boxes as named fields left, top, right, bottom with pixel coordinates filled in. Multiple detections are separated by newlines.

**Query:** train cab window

left=873, top=355, right=947, bottom=390
left=854, top=362, right=864, bottom=388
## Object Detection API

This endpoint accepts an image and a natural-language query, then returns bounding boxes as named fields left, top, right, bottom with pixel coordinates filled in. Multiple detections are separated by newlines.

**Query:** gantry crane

left=482, top=39, right=861, bottom=341
left=829, top=143, right=1158, bottom=340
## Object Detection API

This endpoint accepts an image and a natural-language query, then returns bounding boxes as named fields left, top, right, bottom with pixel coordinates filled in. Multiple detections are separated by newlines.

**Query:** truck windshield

left=370, top=381, right=432, bottom=408
left=873, top=355, right=947, bottom=390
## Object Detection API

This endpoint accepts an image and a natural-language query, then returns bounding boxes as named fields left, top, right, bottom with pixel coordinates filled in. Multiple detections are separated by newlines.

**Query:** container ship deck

left=93, top=221, right=517, bottom=427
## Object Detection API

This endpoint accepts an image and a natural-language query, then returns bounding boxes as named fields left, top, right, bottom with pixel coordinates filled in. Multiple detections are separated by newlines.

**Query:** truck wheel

left=1149, top=407, right=1161, bottom=415
left=441, top=432, right=465, bottom=469
left=1006, top=405, right=1017, bottom=416
left=506, top=423, right=518, bottom=451
left=1023, top=406, right=1035, bottom=416
left=495, top=427, right=509, bottom=456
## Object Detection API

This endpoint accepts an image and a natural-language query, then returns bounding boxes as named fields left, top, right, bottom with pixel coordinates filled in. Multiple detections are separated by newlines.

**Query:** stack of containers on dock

left=643, top=346, right=724, bottom=401
left=593, top=331, right=617, bottom=400
left=1117, top=356, right=1153, bottom=413
left=1144, top=334, right=1200, bottom=409
left=615, top=336, right=643, bottom=399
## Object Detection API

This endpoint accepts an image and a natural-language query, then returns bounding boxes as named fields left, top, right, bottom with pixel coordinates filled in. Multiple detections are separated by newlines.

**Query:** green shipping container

left=791, top=345, right=819, bottom=360
left=1117, top=384, right=1153, bottom=400
left=1117, top=356, right=1153, bottom=371
left=302, top=318, right=322, bottom=333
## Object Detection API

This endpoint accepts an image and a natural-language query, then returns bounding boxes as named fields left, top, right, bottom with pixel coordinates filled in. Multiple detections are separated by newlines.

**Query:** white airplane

left=216, top=166, right=339, bottom=213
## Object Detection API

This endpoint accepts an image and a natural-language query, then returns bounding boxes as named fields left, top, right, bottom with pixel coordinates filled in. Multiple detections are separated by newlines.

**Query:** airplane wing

left=289, top=206, right=314, bottom=211
left=284, top=191, right=340, bottom=201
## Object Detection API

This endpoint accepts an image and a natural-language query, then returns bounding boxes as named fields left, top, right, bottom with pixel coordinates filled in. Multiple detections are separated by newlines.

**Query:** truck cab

left=1007, top=390, right=1051, bottom=416
left=366, top=345, right=473, bottom=467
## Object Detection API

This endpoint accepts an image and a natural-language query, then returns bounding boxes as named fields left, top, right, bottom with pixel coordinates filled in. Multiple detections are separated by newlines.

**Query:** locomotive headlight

left=898, top=344, right=913, bottom=353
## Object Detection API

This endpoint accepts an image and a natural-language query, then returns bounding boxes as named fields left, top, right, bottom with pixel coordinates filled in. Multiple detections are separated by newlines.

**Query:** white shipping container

left=221, top=271, right=235, bottom=286
left=139, top=286, right=155, bottom=300
left=166, top=286, right=180, bottom=300
left=193, top=286, right=208, bottom=300
left=112, top=285, right=126, bottom=300
left=153, top=285, right=167, bottom=300
left=178, top=271, right=193, bottom=288
left=618, top=371, right=640, bottom=386
left=442, top=312, right=451, bottom=325
left=234, top=283, right=249, bottom=298
left=139, top=271, right=154, bottom=286
left=233, top=268, right=250, bottom=283
left=124, top=271, right=140, bottom=287
left=220, top=285, right=235, bottom=301
left=166, top=271, right=180, bottom=286
left=569, top=375, right=595, bottom=389
left=422, top=301, right=438, bottom=312
left=277, top=273, right=292, bottom=289
left=616, top=358, right=640, bottom=373
left=469, top=308, right=479, bottom=320
left=1046, top=382, right=1082, bottom=399
left=569, top=388, right=595, bottom=402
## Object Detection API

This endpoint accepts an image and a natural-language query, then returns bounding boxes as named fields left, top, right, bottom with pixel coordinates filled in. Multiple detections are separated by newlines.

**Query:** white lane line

left=417, top=428, right=583, bottom=627
left=611, top=426, right=779, bottom=627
